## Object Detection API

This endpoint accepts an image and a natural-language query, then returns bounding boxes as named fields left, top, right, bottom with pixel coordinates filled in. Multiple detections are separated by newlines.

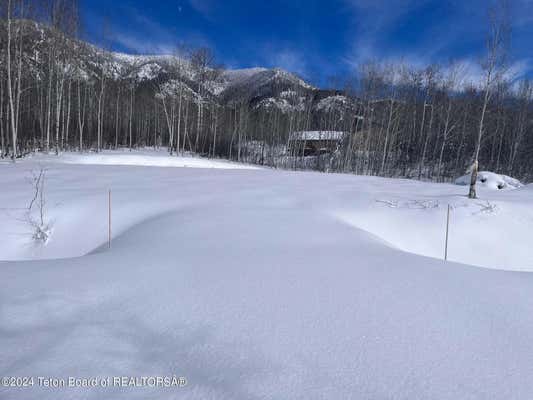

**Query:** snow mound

left=455, top=171, right=523, bottom=190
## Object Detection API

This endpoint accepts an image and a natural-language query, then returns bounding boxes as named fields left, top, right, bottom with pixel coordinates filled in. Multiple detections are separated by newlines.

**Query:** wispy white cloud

left=113, top=33, right=175, bottom=55
left=341, top=0, right=435, bottom=67
left=187, top=0, right=215, bottom=19
left=454, top=58, right=531, bottom=86
left=341, top=0, right=533, bottom=85
left=272, top=50, right=307, bottom=76
left=344, top=53, right=531, bottom=88
left=513, top=0, right=533, bottom=27
left=258, top=46, right=308, bottom=78
left=110, top=6, right=211, bottom=55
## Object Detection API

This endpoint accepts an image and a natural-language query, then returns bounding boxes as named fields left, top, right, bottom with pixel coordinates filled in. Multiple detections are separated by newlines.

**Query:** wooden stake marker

left=108, top=189, right=112, bottom=249
left=444, top=204, right=450, bottom=261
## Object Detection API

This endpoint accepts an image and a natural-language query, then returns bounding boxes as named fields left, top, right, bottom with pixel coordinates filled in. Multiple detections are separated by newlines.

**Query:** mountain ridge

left=10, top=19, right=344, bottom=113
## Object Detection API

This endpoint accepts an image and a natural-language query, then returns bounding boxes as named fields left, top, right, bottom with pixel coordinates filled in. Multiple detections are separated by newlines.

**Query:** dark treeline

left=1, top=0, right=532, bottom=186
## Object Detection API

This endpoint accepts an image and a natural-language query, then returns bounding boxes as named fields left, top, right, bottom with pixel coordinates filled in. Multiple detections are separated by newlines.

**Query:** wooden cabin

left=288, top=131, right=346, bottom=156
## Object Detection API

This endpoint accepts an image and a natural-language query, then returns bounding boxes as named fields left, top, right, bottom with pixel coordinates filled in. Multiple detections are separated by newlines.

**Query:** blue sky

left=80, top=0, right=533, bottom=87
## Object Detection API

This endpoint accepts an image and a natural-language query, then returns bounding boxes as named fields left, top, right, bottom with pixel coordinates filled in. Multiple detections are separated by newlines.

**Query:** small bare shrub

left=26, top=168, right=52, bottom=243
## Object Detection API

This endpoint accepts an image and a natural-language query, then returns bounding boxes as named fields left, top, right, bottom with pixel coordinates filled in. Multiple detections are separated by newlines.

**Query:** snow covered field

left=1, top=150, right=533, bottom=399
left=9, top=148, right=262, bottom=170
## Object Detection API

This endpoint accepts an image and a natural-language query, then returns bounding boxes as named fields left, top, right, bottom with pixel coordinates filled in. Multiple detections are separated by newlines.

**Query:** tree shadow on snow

left=0, top=295, right=270, bottom=400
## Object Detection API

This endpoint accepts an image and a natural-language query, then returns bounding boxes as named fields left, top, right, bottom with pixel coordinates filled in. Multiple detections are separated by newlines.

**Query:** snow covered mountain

left=106, top=53, right=318, bottom=106
left=16, top=19, right=346, bottom=112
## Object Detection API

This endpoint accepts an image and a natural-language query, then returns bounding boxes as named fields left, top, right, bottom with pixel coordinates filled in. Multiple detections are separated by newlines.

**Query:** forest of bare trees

left=1, top=0, right=532, bottom=184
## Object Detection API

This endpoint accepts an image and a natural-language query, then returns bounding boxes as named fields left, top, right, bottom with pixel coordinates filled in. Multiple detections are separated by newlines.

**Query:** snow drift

left=455, top=170, right=523, bottom=190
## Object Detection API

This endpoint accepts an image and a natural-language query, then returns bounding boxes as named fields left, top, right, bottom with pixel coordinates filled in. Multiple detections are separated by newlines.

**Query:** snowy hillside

left=2, top=150, right=533, bottom=399
left=107, top=53, right=314, bottom=101
left=14, top=20, right=318, bottom=110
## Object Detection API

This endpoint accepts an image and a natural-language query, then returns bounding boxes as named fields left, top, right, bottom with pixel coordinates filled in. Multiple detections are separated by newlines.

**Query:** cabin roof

left=289, top=131, right=346, bottom=141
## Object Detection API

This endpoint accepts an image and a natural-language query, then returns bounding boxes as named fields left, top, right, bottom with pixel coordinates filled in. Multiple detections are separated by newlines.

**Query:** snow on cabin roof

left=289, top=131, right=346, bottom=141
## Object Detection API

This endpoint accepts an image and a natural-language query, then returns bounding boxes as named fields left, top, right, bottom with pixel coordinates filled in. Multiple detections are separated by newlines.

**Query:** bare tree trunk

left=160, top=94, right=175, bottom=154
left=129, top=84, right=134, bottom=150
left=65, top=80, right=72, bottom=150
left=469, top=1, right=508, bottom=198
left=470, top=81, right=491, bottom=199
left=55, top=75, right=65, bottom=155
left=380, top=99, right=394, bottom=175
left=115, top=86, right=120, bottom=149
left=212, top=107, right=218, bottom=158
left=97, top=79, right=105, bottom=152
left=418, top=103, right=434, bottom=180
left=0, top=77, right=4, bottom=158
left=6, top=0, right=18, bottom=161
left=14, top=19, right=23, bottom=156
left=437, top=100, right=453, bottom=179
left=195, top=100, right=201, bottom=153
left=45, top=51, right=53, bottom=154
left=176, top=85, right=182, bottom=155
left=77, top=80, right=86, bottom=151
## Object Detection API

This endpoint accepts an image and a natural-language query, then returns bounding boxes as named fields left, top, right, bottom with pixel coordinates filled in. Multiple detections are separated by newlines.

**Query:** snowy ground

left=1, top=150, right=533, bottom=399
left=10, top=148, right=262, bottom=170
